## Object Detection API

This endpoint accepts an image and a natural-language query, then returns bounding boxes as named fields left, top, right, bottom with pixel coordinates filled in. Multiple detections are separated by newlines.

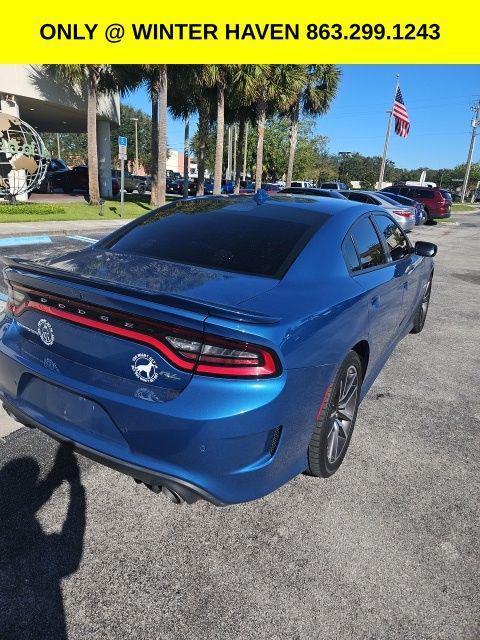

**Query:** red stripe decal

left=26, top=301, right=196, bottom=371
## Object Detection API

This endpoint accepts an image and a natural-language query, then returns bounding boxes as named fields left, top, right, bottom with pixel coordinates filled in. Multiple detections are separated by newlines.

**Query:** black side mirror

left=415, top=241, right=437, bottom=257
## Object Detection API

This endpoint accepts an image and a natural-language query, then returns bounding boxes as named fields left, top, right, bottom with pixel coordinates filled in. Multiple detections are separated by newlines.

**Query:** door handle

left=405, top=263, right=417, bottom=275
left=371, top=295, right=380, bottom=309
left=403, top=281, right=409, bottom=289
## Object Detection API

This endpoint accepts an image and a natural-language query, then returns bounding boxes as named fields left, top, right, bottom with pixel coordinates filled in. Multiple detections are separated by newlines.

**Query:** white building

left=0, top=65, right=120, bottom=197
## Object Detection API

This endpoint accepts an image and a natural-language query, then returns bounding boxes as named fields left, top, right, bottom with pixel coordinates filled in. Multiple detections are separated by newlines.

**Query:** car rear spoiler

left=3, top=258, right=281, bottom=326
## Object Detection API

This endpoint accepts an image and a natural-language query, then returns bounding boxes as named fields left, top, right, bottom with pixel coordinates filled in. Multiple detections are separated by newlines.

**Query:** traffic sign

left=118, top=135, right=128, bottom=159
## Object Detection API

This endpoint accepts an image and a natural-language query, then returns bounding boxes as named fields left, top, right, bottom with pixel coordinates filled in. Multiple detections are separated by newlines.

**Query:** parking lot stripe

left=0, top=235, right=52, bottom=247
left=66, top=235, right=97, bottom=243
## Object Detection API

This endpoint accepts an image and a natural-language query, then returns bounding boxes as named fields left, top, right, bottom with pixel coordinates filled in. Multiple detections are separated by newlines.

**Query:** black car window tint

left=373, top=215, right=410, bottom=261
left=343, top=235, right=361, bottom=272
left=346, top=192, right=369, bottom=203
left=350, top=217, right=386, bottom=270
left=106, top=207, right=321, bottom=278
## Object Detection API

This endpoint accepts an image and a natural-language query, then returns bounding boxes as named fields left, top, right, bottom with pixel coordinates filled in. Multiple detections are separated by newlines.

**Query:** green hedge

left=0, top=204, right=66, bottom=216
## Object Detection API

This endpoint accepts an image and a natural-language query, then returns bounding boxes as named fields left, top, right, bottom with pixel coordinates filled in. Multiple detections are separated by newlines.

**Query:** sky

left=126, top=65, right=480, bottom=171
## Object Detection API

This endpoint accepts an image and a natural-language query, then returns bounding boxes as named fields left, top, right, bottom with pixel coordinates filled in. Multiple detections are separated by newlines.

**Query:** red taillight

left=165, top=333, right=279, bottom=377
left=6, top=283, right=281, bottom=379
left=6, top=284, right=27, bottom=315
left=392, top=209, right=413, bottom=219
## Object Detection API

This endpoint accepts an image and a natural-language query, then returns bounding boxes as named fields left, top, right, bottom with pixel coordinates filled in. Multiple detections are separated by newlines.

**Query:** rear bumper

left=431, top=209, right=451, bottom=219
left=395, top=215, right=415, bottom=232
left=3, top=399, right=223, bottom=505
left=0, top=327, right=334, bottom=504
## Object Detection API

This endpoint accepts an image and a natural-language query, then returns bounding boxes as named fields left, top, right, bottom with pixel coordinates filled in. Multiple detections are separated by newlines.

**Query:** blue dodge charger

left=0, top=195, right=436, bottom=505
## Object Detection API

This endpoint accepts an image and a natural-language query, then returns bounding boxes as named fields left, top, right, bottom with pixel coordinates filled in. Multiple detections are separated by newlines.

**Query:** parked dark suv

left=35, top=158, right=70, bottom=193
left=381, top=185, right=451, bottom=221
left=64, top=166, right=120, bottom=196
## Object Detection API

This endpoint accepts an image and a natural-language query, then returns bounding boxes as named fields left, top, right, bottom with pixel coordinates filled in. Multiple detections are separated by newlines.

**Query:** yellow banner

left=5, top=2, right=480, bottom=63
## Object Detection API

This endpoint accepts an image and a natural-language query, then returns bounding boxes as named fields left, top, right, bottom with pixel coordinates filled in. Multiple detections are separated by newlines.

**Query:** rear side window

left=346, top=192, right=374, bottom=204
left=373, top=215, right=411, bottom=261
left=343, top=235, right=361, bottom=272
left=350, top=217, right=386, bottom=270
left=440, top=190, right=452, bottom=201
left=414, top=188, right=434, bottom=199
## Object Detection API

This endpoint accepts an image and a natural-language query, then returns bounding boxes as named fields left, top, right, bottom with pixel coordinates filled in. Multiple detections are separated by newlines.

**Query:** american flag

left=393, top=86, right=410, bottom=138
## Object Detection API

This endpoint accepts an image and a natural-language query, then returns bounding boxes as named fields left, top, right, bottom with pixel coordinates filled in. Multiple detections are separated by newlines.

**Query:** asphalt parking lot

left=0, top=216, right=479, bottom=640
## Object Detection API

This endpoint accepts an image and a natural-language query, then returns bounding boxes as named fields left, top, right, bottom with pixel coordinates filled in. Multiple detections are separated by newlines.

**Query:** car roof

left=184, top=194, right=372, bottom=225
left=279, top=187, right=347, bottom=198
left=393, top=185, right=441, bottom=191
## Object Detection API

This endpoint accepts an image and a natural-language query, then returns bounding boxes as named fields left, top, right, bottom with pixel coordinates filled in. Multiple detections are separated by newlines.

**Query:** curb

left=0, top=220, right=127, bottom=239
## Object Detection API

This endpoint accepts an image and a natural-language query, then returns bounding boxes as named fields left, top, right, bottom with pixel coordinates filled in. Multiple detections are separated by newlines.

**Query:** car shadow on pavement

left=0, top=443, right=86, bottom=640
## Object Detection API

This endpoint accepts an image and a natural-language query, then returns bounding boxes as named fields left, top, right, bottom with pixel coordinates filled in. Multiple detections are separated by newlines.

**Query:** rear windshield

left=104, top=200, right=319, bottom=278
left=386, top=193, right=412, bottom=206
left=377, top=193, right=403, bottom=206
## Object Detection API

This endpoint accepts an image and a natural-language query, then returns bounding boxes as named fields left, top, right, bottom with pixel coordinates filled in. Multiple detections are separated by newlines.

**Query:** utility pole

left=56, top=132, right=61, bottom=159
left=131, top=117, right=139, bottom=174
left=460, top=101, right=480, bottom=203
left=183, top=118, right=190, bottom=198
left=378, top=74, right=400, bottom=189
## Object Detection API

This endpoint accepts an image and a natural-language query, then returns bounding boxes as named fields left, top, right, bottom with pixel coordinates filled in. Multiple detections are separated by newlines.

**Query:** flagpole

left=378, top=74, right=400, bottom=189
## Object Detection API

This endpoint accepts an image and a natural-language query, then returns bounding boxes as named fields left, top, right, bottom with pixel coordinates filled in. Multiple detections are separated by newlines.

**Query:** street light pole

left=338, top=151, right=352, bottom=183
left=131, top=117, right=139, bottom=174
left=242, top=121, right=249, bottom=181
left=56, top=132, right=61, bottom=159
left=460, top=101, right=480, bottom=203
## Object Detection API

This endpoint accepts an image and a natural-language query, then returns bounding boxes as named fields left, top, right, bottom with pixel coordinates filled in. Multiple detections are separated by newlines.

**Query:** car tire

left=411, top=275, right=432, bottom=334
left=424, top=208, right=436, bottom=225
left=137, top=184, right=146, bottom=195
left=306, top=351, right=362, bottom=478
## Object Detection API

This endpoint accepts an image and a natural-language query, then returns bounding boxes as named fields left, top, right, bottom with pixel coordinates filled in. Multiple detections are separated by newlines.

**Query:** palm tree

left=47, top=65, right=141, bottom=205
left=231, top=107, right=256, bottom=194
left=157, top=65, right=168, bottom=206
left=141, top=65, right=168, bottom=207
left=48, top=65, right=113, bottom=205
left=284, top=65, right=340, bottom=187
left=168, top=66, right=215, bottom=197
left=202, top=65, right=234, bottom=195
left=234, top=65, right=303, bottom=189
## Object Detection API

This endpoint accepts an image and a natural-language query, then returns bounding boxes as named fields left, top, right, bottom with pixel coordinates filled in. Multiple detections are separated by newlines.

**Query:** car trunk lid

left=3, top=251, right=280, bottom=395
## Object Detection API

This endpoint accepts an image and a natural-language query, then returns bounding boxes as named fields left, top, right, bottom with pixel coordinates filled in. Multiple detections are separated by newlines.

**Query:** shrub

left=0, top=204, right=66, bottom=216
